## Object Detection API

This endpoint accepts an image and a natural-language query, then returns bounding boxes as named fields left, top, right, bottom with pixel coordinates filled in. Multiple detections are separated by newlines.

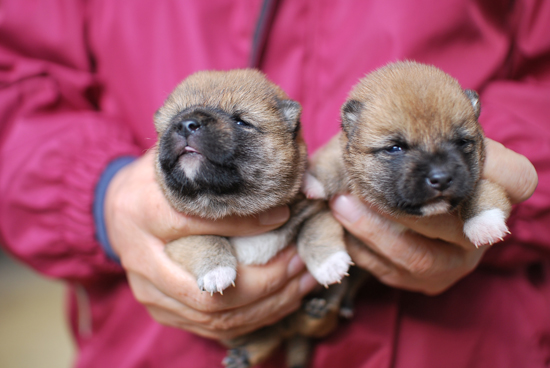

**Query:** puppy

left=306, top=60, right=511, bottom=248
left=155, top=69, right=302, bottom=294
left=154, top=69, right=352, bottom=368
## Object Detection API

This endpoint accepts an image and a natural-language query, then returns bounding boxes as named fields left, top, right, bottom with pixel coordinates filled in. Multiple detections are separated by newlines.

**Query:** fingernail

left=258, top=205, right=290, bottom=226
left=299, top=272, right=318, bottom=294
left=287, top=254, right=305, bottom=277
left=331, top=194, right=365, bottom=223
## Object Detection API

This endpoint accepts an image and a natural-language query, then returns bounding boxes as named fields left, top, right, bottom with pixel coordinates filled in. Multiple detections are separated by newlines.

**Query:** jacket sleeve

left=479, top=0, right=550, bottom=269
left=0, top=1, right=142, bottom=282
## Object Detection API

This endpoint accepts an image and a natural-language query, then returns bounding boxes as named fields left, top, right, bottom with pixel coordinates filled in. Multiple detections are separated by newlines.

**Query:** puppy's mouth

left=172, top=144, right=203, bottom=181
left=177, top=144, right=203, bottom=168
left=182, top=145, right=201, bottom=156
left=173, top=137, right=202, bottom=159
left=394, top=196, right=452, bottom=216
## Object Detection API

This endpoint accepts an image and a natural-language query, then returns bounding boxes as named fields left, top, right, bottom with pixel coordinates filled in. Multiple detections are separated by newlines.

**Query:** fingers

left=207, top=247, right=317, bottom=309
left=142, top=288, right=302, bottom=340
left=330, top=194, right=485, bottom=294
left=104, top=149, right=317, bottom=340
left=345, top=232, right=481, bottom=295
left=114, top=203, right=316, bottom=339
left=328, top=190, right=482, bottom=251
left=127, top=248, right=317, bottom=340
left=389, top=212, right=474, bottom=249
left=106, top=150, right=291, bottom=254
left=138, top=151, right=291, bottom=239
left=484, top=138, right=538, bottom=204
left=153, top=245, right=317, bottom=312
left=331, top=195, right=462, bottom=274
left=172, top=205, right=290, bottom=239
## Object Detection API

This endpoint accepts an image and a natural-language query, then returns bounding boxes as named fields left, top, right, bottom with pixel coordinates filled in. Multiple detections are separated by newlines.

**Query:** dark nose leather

left=181, top=119, right=201, bottom=133
left=426, top=169, right=453, bottom=191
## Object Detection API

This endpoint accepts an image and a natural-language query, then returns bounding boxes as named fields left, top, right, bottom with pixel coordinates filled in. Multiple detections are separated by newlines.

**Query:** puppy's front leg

left=297, top=210, right=352, bottom=287
left=461, top=179, right=512, bottom=247
left=165, top=235, right=237, bottom=294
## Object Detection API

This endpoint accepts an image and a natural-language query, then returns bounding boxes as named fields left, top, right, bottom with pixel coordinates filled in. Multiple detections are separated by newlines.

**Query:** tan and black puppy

left=307, top=61, right=511, bottom=247
left=155, top=69, right=308, bottom=294
left=154, top=69, right=352, bottom=368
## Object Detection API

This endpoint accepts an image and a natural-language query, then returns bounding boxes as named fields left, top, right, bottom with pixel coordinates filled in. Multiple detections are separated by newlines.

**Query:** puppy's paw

left=301, top=173, right=327, bottom=199
left=304, top=297, right=330, bottom=319
left=222, top=348, right=250, bottom=368
left=308, top=250, right=352, bottom=287
left=230, top=232, right=287, bottom=265
left=339, top=305, right=355, bottom=319
left=463, top=208, right=509, bottom=247
left=198, top=266, right=237, bottom=294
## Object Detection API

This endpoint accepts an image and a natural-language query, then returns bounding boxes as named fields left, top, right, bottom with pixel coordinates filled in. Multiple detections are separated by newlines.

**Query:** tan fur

left=155, top=69, right=307, bottom=219
left=461, top=179, right=510, bottom=219
left=311, top=61, right=512, bottom=247
left=297, top=209, right=349, bottom=286
left=154, top=69, right=314, bottom=295
left=305, top=135, right=348, bottom=198
left=343, top=62, right=483, bottom=212
left=164, top=236, right=237, bottom=292
left=154, top=69, right=353, bottom=368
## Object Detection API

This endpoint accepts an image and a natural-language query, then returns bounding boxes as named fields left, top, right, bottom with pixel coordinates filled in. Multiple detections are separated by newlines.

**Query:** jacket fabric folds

left=1, top=1, right=549, bottom=367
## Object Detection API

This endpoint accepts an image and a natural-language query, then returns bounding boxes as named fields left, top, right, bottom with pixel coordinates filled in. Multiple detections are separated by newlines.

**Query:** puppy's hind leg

left=298, top=210, right=352, bottom=287
left=165, top=235, right=237, bottom=294
left=338, top=264, right=370, bottom=319
left=285, top=335, right=312, bottom=368
left=223, top=321, right=291, bottom=368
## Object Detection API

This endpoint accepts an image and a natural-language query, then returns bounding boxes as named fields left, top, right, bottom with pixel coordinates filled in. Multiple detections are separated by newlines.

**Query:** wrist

left=93, top=156, right=137, bottom=263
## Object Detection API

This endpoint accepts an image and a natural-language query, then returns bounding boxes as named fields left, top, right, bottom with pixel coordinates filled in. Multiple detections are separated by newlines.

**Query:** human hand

left=104, top=150, right=318, bottom=340
left=320, top=138, right=537, bottom=295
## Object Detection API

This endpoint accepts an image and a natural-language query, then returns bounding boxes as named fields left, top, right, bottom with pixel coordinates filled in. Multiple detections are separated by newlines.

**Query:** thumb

left=483, top=139, right=537, bottom=204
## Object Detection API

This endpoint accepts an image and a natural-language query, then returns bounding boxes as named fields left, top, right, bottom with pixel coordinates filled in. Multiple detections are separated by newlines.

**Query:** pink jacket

left=1, top=1, right=549, bottom=367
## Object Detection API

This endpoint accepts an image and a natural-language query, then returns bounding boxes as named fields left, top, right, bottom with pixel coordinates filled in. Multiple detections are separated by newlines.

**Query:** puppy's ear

left=278, top=99, right=302, bottom=131
left=341, top=99, right=363, bottom=133
left=153, top=109, right=163, bottom=134
left=464, top=89, right=481, bottom=119
left=153, top=107, right=171, bottom=135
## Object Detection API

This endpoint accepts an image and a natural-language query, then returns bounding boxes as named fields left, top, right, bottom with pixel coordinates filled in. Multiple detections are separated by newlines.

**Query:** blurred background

left=0, top=249, right=74, bottom=368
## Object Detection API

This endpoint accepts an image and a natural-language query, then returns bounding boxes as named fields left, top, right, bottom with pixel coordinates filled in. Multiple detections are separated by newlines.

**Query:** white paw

left=198, top=266, right=236, bottom=294
left=301, top=173, right=327, bottom=199
left=308, top=251, right=352, bottom=286
left=463, top=209, right=509, bottom=247
left=230, top=232, right=287, bottom=265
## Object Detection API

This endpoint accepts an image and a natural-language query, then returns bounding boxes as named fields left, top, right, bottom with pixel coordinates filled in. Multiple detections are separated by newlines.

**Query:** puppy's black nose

left=184, top=120, right=201, bottom=132
left=177, top=120, right=201, bottom=135
left=426, top=169, right=453, bottom=191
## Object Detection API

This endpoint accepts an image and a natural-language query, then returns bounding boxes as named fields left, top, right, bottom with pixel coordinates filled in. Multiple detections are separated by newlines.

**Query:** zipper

left=249, top=0, right=281, bottom=69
